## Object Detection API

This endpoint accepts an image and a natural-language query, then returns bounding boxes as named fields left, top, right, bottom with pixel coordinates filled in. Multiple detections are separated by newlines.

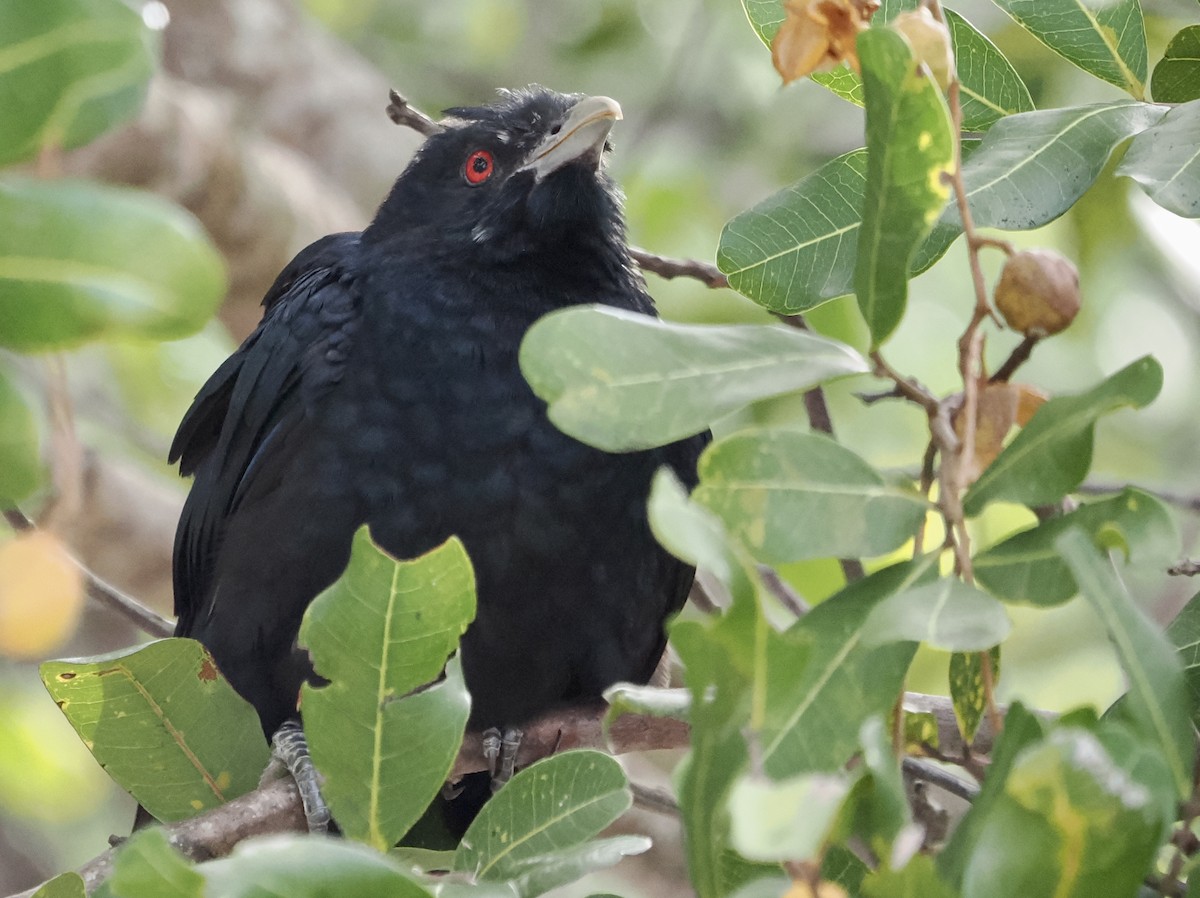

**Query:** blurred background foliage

left=1, top=0, right=1199, bottom=891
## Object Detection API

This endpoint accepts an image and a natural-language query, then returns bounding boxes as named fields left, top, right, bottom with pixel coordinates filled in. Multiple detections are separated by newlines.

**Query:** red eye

left=464, top=149, right=494, bottom=185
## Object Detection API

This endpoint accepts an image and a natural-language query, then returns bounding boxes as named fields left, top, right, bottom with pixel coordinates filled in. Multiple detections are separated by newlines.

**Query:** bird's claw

left=492, top=726, right=523, bottom=793
left=269, top=720, right=331, bottom=834
left=482, top=726, right=503, bottom=779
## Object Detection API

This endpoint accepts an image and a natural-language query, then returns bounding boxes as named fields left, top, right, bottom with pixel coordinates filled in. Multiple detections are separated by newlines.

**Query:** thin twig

left=913, top=441, right=937, bottom=556
left=989, top=334, right=1040, bottom=384
left=901, top=756, right=979, bottom=802
left=757, top=565, right=811, bottom=617
left=1169, top=560, right=1200, bottom=577
left=385, top=89, right=444, bottom=136
left=629, top=248, right=728, bottom=288
left=630, top=781, right=680, bottom=816
left=870, top=351, right=939, bottom=415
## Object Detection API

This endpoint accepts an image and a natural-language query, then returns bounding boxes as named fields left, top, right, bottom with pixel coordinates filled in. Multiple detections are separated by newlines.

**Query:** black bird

left=169, top=87, right=704, bottom=832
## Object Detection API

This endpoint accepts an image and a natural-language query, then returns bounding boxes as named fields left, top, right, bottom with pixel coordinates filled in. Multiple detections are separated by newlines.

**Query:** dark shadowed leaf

left=521, top=306, right=866, bottom=451
left=861, top=577, right=1011, bottom=652
left=0, top=0, right=155, bottom=166
left=40, top=638, right=268, bottom=822
left=694, top=429, right=930, bottom=564
left=0, top=366, right=45, bottom=506
left=454, top=751, right=631, bottom=880
left=1116, top=99, right=1200, bottom=217
left=974, top=489, right=1177, bottom=606
left=991, top=0, right=1147, bottom=98
left=854, top=27, right=954, bottom=346
left=963, top=357, right=1162, bottom=515
left=300, top=528, right=475, bottom=850
left=1167, top=590, right=1200, bottom=729
left=1151, top=26, right=1200, bottom=103
left=0, top=177, right=226, bottom=351
left=1059, top=529, right=1194, bottom=797
left=944, top=9, right=1035, bottom=131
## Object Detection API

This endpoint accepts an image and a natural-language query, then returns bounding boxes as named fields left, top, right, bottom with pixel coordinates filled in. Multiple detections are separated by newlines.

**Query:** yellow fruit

left=0, top=530, right=85, bottom=659
left=994, top=249, right=1081, bottom=337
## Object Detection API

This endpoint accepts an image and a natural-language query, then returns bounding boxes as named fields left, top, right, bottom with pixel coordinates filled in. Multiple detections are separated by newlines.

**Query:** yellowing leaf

left=0, top=530, right=84, bottom=659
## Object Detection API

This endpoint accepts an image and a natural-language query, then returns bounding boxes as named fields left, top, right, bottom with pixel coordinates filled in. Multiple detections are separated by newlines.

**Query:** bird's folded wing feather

left=169, top=232, right=362, bottom=632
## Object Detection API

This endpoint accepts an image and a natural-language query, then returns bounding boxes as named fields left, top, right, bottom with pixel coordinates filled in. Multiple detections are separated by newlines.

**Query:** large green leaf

left=717, top=150, right=868, bottom=314
left=855, top=27, right=955, bottom=346
left=863, top=856, right=957, bottom=898
left=991, top=0, right=1148, bottom=98
left=944, top=9, right=1035, bottom=131
left=961, top=727, right=1168, bottom=898
left=300, top=529, right=475, bottom=850
left=861, top=577, right=1012, bottom=652
left=729, top=770, right=859, bottom=863
left=0, top=0, right=155, bottom=166
left=487, top=837, right=653, bottom=898
left=0, top=364, right=45, bottom=505
left=454, top=751, right=632, bottom=880
left=30, top=874, right=87, bottom=898
left=0, top=177, right=226, bottom=351
left=520, top=305, right=867, bottom=452
left=40, top=638, right=269, bottom=822
left=693, top=429, right=929, bottom=564
left=1059, top=529, right=1194, bottom=798
left=1116, top=99, right=1200, bottom=218
left=974, top=489, right=1177, bottom=606
left=108, top=829, right=203, bottom=898
left=1167, top=590, right=1200, bottom=730
left=1151, top=25, right=1200, bottom=103
left=963, top=357, right=1162, bottom=516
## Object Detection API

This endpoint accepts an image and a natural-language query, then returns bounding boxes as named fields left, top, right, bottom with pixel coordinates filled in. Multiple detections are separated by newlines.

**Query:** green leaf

left=521, top=306, right=866, bottom=451
left=0, top=177, right=226, bottom=351
left=974, top=489, right=1178, bottom=606
left=758, top=557, right=936, bottom=778
left=1116, top=99, right=1200, bottom=217
left=0, top=365, right=45, bottom=505
left=300, top=529, right=475, bottom=851
left=40, top=638, right=269, bottom=822
left=1151, top=25, right=1200, bottom=103
left=108, top=829, right=202, bottom=898
left=938, top=703, right=1046, bottom=887
left=0, top=0, right=155, bottom=166
left=961, top=727, right=1168, bottom=898
left=604, top=684, right=690, bottom=723
left=30, top=874, right=87, bottom=898
left=1167, top=590, right=1200, bottom=729
left=717, top=151, right=868, bottom=315
left=991, top=0, right=1148, bottom=98
left=861, top=577, right=1011, bottom=652
left=963, top=357, right=1163, bottom=516
left=202, top=835, right=432, bottom=898
left=1058, top=529, right=1194, bottom=797
left=454, top=751, right=631, bottom=879
left=854, top=27, right=955, bottom=346
left=863, top=855, right=957, bottom=898
left=855, top=716, right=913, bottom=846
left=950, top=647, right=1001, bottom=746
left=499, top=837, right=652, bottom=898
left=729, top=770, right=859, bottom=862
left=693, top=429, right=930, bottom=564
left=944, top=8, right=1036, bottom=131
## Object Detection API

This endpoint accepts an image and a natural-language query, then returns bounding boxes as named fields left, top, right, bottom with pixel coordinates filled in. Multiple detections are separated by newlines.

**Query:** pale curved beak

left=521, top=95, right=623, bottom=181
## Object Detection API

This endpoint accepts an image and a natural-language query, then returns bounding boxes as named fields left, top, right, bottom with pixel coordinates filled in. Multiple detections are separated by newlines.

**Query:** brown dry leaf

left=956, top=382, right=1049, bottom=484
left=0, top=530, right=85, bottom=659
left=771, top=0, right=881, bottom=83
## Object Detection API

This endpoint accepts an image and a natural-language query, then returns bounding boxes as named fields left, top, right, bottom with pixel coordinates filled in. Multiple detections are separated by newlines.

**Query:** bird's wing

left=169, top=232, right=362, bottom=633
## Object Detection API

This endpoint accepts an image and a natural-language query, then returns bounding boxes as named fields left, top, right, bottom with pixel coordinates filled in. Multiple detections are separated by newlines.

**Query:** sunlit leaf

left=693, top=429, right=929, bottom=564
left=1151, top=25, right=1200, bottom=103
left=854, top=26, right=954, bottom=345
left=0, top=0, right=155, bottom=166
left=974, top=488, right=1178, bottom=606
left=30, top=873, right=86, bottom=898
left=0, top=177, right=226, bottom=351
left=521, top=305, right=867, bottom=451
left=991, top=0, right=1147, bottom=98
left=944, top=8, right=1035, bottom=131
left=300, top=528, right=475, bottom=850
left=963, top=357, right=1163, bottom=515
left=40, top=638, right=269, bottom=822
left=1059, top=529, right=1194, bottom=797
left=1116, top=99, right=1200, bottom=218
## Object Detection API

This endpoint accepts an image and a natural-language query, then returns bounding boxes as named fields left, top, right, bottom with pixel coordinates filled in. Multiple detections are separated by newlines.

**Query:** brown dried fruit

left=771, top=0, right=880, bottom=83
left=891, top=8, right=955, bottom=90
left=994, top=249, right=1081, bottom=337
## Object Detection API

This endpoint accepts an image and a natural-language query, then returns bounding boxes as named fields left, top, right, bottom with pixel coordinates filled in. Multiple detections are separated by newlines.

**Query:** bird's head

left=366, top=87, right=628, bottom=266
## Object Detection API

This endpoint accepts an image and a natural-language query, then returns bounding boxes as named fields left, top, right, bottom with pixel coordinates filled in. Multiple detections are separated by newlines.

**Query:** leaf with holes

left=1116, top=99, right=1200, bottom=218
left=992, top=0, right=1147, bottom=98
left=300, top=528, right=475, bottom=850
left=0, top=0, right=155, bottom=166
left=454, top=751, right=631, bottom=880
left=40, top=638, right=268, bottom=822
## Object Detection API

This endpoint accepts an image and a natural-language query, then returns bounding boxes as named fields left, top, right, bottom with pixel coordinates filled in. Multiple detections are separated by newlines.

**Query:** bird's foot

left=482, top=725, right=523, bottom=793
left=262, top=720, right=331, bottom=833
